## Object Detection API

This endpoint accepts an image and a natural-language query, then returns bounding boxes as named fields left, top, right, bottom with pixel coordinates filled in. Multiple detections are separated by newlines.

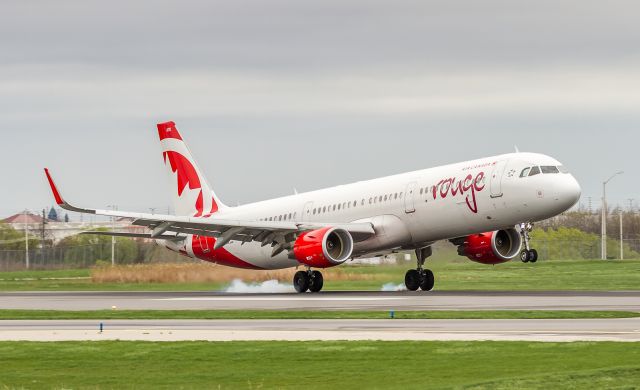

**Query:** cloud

left=2, top=65, right=640, bottom=121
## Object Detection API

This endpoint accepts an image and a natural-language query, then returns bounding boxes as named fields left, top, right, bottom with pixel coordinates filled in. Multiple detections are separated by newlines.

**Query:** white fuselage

left=164, top=152, right=580, bottom=269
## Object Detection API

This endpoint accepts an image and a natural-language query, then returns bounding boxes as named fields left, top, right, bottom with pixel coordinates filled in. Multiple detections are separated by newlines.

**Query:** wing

left=45, top=169, right=375, bottom=254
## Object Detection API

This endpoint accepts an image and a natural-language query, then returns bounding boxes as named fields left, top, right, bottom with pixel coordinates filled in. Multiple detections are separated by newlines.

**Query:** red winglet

left=44, top=168, right=64, bottom=205
left=157, top=121, right=183, bottom=141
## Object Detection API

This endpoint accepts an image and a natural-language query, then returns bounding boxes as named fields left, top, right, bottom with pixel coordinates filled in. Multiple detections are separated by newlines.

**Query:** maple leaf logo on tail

left=157, top=121, right=225, bottom=217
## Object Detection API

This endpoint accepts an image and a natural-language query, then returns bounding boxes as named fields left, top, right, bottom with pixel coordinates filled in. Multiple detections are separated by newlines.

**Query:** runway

left=1, top=290, right=639, bottom=311
left=1, top=318, right=639, bottom=342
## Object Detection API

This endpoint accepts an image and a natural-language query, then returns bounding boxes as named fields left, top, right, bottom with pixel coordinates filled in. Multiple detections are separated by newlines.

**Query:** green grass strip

left=0, top=309, right=637, bottom=320
left=0, top=341, right=639, bottom=389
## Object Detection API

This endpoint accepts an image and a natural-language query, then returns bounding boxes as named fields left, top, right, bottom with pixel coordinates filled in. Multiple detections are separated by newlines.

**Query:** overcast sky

left=2, top=0, right=639, bottom=219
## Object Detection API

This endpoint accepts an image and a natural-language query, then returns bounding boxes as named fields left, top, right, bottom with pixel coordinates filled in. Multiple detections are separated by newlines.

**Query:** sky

left=2, top=0, right=639, bottom=219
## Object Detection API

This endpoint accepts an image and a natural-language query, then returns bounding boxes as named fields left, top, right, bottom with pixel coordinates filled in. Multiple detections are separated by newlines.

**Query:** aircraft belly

left=352, top=214, right=412, bottom=254
left=224, top=241, right=299, bottom=270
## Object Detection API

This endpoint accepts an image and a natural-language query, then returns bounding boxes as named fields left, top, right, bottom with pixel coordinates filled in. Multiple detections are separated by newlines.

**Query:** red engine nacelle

left=292, top=227, right=354, bottom=268
left=457, top=228, right=522, bottom=264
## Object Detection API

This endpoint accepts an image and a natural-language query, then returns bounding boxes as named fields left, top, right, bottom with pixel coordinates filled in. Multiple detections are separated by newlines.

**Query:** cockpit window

left=541, top=166, right=560, bottom=174
left=520, top=167, right=531, bottom=178
left=558, top=165, right=569, bottom=173
left=528, top=166, right=541, bottom=176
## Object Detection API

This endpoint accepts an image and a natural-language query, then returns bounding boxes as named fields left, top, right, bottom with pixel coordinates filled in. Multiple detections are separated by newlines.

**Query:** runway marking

left=156, top=297, right=407, bottom=301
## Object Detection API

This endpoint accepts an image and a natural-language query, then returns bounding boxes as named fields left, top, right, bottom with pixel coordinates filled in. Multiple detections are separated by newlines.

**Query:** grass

left=0, top=309, right=637, bottom=320
left=0, top=341, right=638, bottom=389
left=0, top=259, right=639, bottom=291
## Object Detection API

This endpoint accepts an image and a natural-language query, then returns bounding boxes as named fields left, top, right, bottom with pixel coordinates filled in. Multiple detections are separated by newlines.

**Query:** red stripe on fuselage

left=192, top=235, right=263, bottom=269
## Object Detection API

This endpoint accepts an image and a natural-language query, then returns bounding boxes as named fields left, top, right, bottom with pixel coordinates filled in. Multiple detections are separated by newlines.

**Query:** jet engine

left=292, top=227, right=354, bottom=268
left=455, top=228, right=522, bottom=264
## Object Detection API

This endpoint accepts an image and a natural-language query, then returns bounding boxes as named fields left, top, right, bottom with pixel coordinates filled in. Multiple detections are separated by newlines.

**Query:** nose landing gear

left=519, top=222, right=539, bottom=263
left=404, top=246, right=435, bottom=291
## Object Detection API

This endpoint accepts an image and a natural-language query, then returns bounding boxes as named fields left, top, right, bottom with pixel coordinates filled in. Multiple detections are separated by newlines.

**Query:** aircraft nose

left=558, top=174, right=581, bottom=209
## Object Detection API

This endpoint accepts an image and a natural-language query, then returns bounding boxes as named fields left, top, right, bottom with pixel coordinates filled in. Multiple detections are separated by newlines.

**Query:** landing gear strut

left=405, top=247, right=435, bottom=291
left=519, top=222, right=538, bottom=263
left=293, top=269, right=324, bottom=293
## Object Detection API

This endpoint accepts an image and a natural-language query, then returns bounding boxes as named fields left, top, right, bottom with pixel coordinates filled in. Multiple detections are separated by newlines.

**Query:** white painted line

left=156, top=297, right=407, bottom=301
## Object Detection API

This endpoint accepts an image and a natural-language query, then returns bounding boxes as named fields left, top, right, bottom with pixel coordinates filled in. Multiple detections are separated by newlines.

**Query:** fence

left=0, top=242, right=187, bottom=272
left=1, top=239, right=639, bottom=272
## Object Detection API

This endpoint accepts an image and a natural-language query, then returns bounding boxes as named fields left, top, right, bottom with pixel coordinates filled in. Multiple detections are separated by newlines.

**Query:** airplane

left=44, top=121, right=581, bottom=293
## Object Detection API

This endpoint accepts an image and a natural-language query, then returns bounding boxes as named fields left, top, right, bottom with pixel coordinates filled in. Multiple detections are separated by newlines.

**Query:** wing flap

left=80, top=231, right=185, bottom=241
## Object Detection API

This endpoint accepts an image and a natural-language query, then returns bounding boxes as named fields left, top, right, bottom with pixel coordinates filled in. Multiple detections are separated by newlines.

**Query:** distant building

left=2, top=210, right=144, bottom=243
left=2, top=212, right=48, bottom=225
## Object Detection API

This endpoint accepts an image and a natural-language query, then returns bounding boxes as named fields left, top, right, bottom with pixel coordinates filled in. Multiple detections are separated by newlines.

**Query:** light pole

left=107, top=205, right=118, bottom=266
left=601, top=171, right=623, bottom=260
left=23, top=209, right=29, bottom=269
left=619, top=209, right=624, bottom=260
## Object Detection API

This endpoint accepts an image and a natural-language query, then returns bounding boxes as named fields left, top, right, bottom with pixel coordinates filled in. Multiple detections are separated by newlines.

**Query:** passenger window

left=338, top=204, right=341, bottom=210
left=379, top=196, right=383, bottom=202
left=384, top=195, right=388, bottom=201
left=541, top=166, right=559, bottom=174
left=529, top=166, right=541, bottom=176
left=520, top=167, right=531, bottom=177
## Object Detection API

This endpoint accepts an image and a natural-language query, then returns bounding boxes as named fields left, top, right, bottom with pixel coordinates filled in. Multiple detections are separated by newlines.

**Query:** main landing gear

left=405, top=247, right=435, bottom=291
left=293, top=269, right=324, bottom=293
left=519, top=222, right=539, bottom=263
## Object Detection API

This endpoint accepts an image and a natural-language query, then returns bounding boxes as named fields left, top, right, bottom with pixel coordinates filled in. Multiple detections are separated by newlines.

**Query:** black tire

left=420, top=269, right=435, bottom=291
left=529, top=249, right=538, bottom=263
left=520, top=250, right=529, bottom=263
left=309, top=270, right=324, bottom=293
left=405, top=269, right=421, bottom=291
left=293, top=271, right=310, bottom=293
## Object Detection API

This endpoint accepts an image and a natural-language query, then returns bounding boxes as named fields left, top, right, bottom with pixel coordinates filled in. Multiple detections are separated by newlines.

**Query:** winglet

left=44, top=168, right=64, bottom=205
left=43, top=168, right=96, bottom=214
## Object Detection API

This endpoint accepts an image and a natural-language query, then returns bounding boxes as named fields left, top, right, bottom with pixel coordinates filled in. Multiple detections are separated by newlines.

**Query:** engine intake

left=292, top=227, right=354, bottom=268
left=457, top=228, right=522, bottom=264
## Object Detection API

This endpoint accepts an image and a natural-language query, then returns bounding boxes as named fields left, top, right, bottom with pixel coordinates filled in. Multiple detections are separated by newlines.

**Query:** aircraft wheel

left=520, top=250, right=530, bottom=263
left=405, top=269, right=421, bottom=291
left=528, top=249, right=538, bottom=263
left=293, top=271, right=310, bottom=293
left=309, top=270, right=324, bottom=293
left=420, top=269, right=435, bottom=291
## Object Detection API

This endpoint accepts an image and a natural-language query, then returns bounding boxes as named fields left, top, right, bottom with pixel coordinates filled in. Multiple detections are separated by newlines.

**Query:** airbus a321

left=44, top=121, right=581, bottom=293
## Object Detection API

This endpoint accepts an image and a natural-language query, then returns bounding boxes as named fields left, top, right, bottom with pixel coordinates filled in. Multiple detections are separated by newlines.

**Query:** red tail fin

left=157, top=121, right=226, bottom=217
